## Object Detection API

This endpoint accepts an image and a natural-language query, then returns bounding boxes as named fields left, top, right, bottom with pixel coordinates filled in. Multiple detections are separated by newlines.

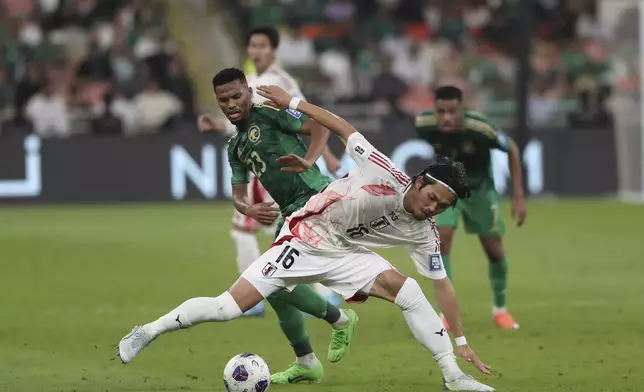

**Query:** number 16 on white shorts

left=242, top=238, right=395, bottom=300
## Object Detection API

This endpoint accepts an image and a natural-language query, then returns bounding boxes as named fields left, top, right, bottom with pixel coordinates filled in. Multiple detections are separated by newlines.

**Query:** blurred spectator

left=25, top=83, right=70, bottom=137
left=318, top=40, right=354, bottom=98
left=13, top=63, right=44, bottom=126
left=161, top=57, right=195, bottom=120
left=132, top=79, right=181, bottom=134
left=276, top=26, right=315, bottom=68
left=92, top=92, right=123, bottom=136
left=391, top=40, right=434, bottom=88
left=93, top=87, right=135, bottom=134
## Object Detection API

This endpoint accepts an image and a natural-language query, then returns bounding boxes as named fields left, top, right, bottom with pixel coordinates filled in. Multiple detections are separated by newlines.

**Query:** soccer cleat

left=493, top=310, right=520, bottom=330
left=270, top=362, right=324, bottom=384
left=443, top=374, right=495, bottom=391
left=440, top=312, right=451, bottom=332
left=327, top=309, right=358, bottom=363
left=241, top=302, right=265, bottom=317
left=117, top=325, right=155, bottom=363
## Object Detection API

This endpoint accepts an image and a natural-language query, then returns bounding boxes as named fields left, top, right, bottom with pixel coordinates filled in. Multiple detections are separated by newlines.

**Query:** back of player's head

left=414, top=156, right=471, bottom=204
left=246, top=27, right=280, bottom=49
left=434, top=86, right=463, bottom=102
left=212, top=67, right=247, bottom=88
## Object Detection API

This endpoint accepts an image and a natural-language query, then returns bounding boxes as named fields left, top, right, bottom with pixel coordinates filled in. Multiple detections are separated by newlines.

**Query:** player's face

left=435, top=99, right=463, bottom=132
left=247, top=34, right=275, bottom=71
left=214, top=80, right=253, bottom=124
left=410, top=180, right=455, bottom=220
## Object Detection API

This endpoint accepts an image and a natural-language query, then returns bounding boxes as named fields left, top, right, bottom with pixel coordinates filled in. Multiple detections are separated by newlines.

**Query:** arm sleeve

left=227, top=145, right=249, bottom=185
left=414, top=111, right=438, bottom=141
left=345, top=132, right=410, bottom=186
left=466, top=115, right=511, bottom=152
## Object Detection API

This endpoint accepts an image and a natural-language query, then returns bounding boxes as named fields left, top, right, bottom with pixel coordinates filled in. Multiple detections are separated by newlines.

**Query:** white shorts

left=232, top=176, right=275, bottom=232
left=241, top=238, right=395, bottom=299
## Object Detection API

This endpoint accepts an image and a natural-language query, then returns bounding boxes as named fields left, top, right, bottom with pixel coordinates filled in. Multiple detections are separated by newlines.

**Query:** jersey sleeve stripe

left=429, top=220, right=440, bottom=253
left=368, top=153, right=410, bottom=185
left=371, top=151, right=411, bottom=182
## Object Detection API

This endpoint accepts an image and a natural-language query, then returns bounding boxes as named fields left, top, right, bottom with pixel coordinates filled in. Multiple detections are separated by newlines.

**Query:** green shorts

left=435, top=185, right=505, bottom=237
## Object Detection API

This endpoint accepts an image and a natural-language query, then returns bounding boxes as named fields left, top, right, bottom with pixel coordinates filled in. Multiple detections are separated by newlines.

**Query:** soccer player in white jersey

left=118, top=85, right=495, bottom=391
left=198, top=27, right=341, bottom=316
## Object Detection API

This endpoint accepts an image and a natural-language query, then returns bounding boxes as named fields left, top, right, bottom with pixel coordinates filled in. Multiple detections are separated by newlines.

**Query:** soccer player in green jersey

left=218, top=67, right=356, bottom=383
left=415, top=86, right=527, bottom=330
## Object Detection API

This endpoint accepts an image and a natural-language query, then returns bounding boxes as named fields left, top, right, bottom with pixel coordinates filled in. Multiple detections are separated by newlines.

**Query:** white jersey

left=223, top=65, right=305, bottom=135
left=278, top=132, right=447, bottom=280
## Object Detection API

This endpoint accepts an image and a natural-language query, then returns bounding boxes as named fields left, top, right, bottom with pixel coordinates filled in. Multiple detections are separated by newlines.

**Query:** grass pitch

left=1, top=200, right=643, bottom=392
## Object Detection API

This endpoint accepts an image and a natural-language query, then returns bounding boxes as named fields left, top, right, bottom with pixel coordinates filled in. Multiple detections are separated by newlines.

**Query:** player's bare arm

left=256, top=85, right=356, bottom=144
left=276, top=118, right=330, bottom=173
left=322, top=147, right=341, bottom=173
left=232, top=183, right=278, bottom=225
left=507, top=139, right=527, bottom=226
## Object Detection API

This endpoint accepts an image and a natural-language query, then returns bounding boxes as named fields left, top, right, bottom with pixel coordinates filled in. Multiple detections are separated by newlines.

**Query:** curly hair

left=412, top=155, right=471, bottom=205
left=212, top=67, right=247, bottom=89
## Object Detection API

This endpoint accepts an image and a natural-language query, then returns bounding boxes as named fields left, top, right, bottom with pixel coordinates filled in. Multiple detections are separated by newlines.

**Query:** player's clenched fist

left=256, top=85, right=292, bottom=109
left=457, top=345, right=492, bottom=375
left=245, top=201, right=279, bottom=226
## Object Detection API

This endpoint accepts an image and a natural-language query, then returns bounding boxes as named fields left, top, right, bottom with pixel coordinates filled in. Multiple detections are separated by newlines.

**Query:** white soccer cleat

left=444, top=374, right=495, bottom=391
left=117, top=325, right=155, bottom=364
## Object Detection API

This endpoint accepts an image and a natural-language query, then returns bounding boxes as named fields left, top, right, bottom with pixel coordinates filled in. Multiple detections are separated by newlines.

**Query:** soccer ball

left=223, top=353, right=271, bottom=392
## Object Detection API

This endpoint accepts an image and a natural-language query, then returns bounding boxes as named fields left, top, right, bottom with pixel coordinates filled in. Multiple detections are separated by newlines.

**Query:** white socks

left=296, top=353, right=321, bottom=368
left=230, top=230, right=261, bottom=273
left=332, top=310, right=350, bottom=328
left=147, top=292, right=242, bottom=337
left=394, top=278, right=464, bottom=383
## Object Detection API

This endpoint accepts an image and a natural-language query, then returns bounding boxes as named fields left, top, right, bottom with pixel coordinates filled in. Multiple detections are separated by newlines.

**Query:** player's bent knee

left=370, top=270, right=409, bottom=302
left=228, top=277, right=266, bottom=313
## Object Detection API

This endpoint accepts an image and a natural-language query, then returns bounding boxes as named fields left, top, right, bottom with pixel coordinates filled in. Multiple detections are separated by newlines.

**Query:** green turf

left=1, top=200, right=643, bottom=392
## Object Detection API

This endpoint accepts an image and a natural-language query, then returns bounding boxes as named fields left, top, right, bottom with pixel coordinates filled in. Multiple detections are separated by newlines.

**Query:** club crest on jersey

left=369, top=216, right=390, bottom=230
left=429, top=254, right=443, bottom=271
left=248, top=125, right=261, bottom=143
left=285, top=109, right=303, bottom=119
left=262, top=262, right=278, bottom=277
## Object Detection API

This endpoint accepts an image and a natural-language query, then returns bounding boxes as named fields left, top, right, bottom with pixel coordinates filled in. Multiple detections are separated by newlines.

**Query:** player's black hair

left=412, top=156, right=471, bottom=206
left=246, top=26, right=280, bottom=49
left=212, top=67, right=247, bottom=89
left=434, top=85, right=463, bottom=102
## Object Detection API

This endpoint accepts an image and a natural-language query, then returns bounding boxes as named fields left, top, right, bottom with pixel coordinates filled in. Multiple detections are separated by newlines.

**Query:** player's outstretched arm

left=433, top=278, right=491, bottom=375
left=256, top=85, right=356, bottom=144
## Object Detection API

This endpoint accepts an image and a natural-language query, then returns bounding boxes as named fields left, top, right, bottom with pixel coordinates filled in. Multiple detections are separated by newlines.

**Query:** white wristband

left=288, top=97, right=301, bottom=111
left=454, top=336, right=467, bottom=347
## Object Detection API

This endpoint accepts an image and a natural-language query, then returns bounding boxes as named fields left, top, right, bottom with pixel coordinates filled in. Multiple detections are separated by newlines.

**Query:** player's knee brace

left=394, top=278, right=425, bottom=311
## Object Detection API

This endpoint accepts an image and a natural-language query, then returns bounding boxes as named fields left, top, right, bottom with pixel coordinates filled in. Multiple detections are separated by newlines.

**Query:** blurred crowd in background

left=0, top=0, right=639, bottom=138
left=0, top=0, right=194, bottom=137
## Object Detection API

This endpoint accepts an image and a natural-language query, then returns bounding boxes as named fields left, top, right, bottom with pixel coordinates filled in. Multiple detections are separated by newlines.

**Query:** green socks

left=488, top=258, right=508, bottom=308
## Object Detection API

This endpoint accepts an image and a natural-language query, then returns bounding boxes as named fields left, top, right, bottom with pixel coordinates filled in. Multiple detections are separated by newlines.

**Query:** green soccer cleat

left=270, top=362, right=324, bottom=384
left=327, top=309, right=358, bottom=363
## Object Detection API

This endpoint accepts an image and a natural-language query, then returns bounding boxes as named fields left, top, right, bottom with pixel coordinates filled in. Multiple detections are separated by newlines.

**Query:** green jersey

left=227, top=103, right=331, bottom=214
left=415, top=110, right=511, bottom=188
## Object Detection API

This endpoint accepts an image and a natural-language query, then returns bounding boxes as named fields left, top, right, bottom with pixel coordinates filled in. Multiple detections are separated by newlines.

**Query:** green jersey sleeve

left=463, top=112, right=511, bottom=152
left=256, top=104, right=310, bottom=135
left=414, top=110, right=438, bottom=140
left=227, top=142, right=249, bottom=185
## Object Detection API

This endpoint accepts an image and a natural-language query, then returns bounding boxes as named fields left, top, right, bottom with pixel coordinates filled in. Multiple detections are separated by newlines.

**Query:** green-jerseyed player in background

left=415, top=86, right=527, bottom=330
left=218, top=68, right=357, bottom=383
